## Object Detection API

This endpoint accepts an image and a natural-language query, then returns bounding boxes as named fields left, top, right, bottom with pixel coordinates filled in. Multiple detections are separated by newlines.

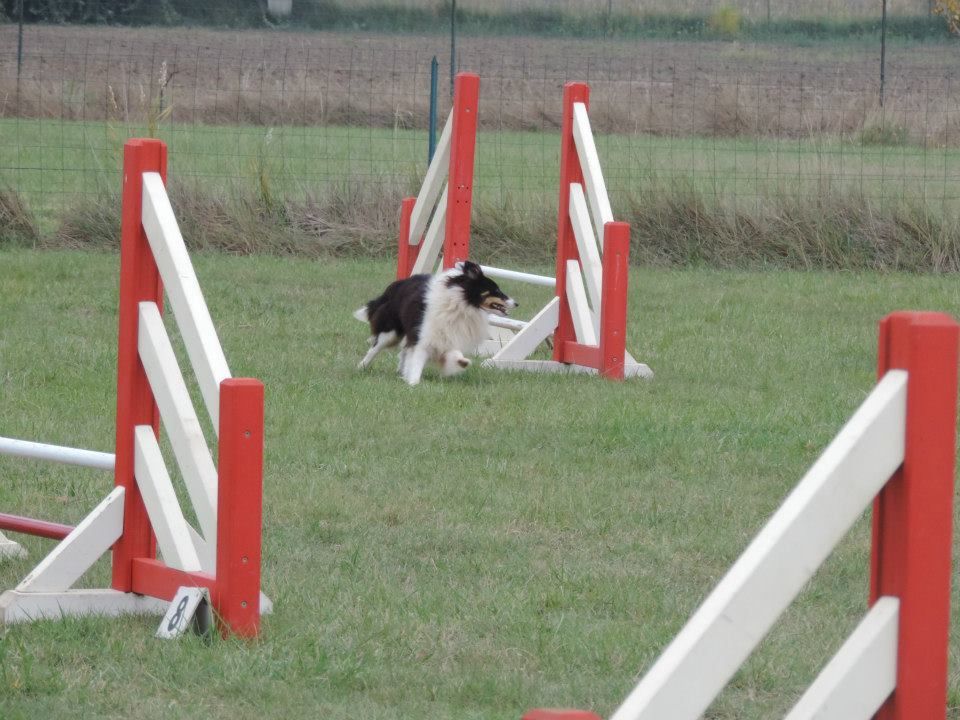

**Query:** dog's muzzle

left=486, top=297, right=517, bottom=317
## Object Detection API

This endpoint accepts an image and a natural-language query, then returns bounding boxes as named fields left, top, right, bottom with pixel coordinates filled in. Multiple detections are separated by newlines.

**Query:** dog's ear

left=461, top=261, right=481, bottom=279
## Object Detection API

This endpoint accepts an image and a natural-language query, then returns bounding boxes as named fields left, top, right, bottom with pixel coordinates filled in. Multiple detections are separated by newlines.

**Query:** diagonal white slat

left=141, top=173, right=231, bottom=433
left=566, top=260, right=597, bottom=346
left=133, top=427, right=202, bottom=572
left=188, top=525, right=215, bottom=573
left=569, top=182, right=603, bottom=330
left=611, top=369, right=908, bottom=720
left=408, top=109, right=453, bottom=245
left=410, top=186, right=449, bottom=276
left=489, top=296, right=560, bottom=362
left=785, top=597, right=899, bottom=720
left=16, top=487, right=125, bottom=593
left=137, top=301, right=217, bottom=542
left=572, top=102, right=614, bottom=245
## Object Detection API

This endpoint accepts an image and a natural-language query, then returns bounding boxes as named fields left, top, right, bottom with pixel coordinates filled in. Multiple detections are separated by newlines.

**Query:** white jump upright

left=0, top=138, right=270, bottom=638
left=482, top=82, right=652, bottom=380
left=522, top=311, right=959, bottom=720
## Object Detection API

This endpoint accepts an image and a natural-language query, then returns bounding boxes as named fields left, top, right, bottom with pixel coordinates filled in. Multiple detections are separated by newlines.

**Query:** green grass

left=3, top=118, right=958, bottom=234
left=1, top=250, right=958, bottom=719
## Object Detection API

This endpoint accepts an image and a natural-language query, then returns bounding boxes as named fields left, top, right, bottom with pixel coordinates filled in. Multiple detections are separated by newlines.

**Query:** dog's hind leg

left=441, top=350, right=471, bottom=377
left=358, top=331, right=398, bottom=370
left=403, top=345, right=429, bottom=386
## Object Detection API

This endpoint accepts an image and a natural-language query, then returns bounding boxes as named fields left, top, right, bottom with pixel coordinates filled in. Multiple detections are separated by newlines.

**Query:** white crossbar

left=137, top=301, right=218, bottom=543
left=408, top=109, right=453, bottom=245
left=0, top=436, right=114, bottom=472
left=572, top=102, right=614, bottom=244
left=479, top=266, right=556, bottom=288
left=785, top=597, right=899, bottom=720
left=141, top=173, right=231, bottom=433
left=410, top=186, right=448, bottom=276
left=486, top=315, right=528, bottom=332
left=611, top=369, right=908, bottom=720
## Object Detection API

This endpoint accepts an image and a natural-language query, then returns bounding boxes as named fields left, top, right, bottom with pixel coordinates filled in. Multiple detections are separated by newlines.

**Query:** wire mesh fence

left=1, top=8, right=958, bottom=260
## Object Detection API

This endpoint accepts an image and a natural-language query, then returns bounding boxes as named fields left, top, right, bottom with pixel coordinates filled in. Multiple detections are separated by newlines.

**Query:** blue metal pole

left=428, top=56, right=439, bottom=164
left=449, top=0, right=456, bottom=99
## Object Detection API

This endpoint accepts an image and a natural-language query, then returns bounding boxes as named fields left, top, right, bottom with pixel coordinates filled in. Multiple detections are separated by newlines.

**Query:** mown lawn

left=0, top=250, right=958, bottom=719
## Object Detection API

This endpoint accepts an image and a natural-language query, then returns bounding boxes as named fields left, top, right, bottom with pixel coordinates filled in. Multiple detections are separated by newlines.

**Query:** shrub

left=707, top=5, right=741, bottom=37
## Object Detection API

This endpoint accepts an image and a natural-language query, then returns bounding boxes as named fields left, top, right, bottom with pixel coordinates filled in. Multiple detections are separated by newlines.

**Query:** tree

left=934, top=0, right=960, bottom=35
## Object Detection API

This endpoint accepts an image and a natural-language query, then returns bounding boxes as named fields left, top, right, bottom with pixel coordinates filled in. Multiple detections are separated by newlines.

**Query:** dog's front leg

left=403, top=345, right=429, bottom=386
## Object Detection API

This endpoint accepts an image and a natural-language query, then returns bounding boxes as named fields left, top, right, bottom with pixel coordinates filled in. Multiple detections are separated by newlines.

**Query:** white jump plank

left=188, top=525, right=215, bottom=573
left=141, top=173, right=231, bottom=433
left=785, top=597, right=899, bottom=720
left=16, top=487, right=125, bottom=594
left=479, top=265, right=556, bottom=289
left=487, top=315, right=528, bottom=332
left=0, top=531, right=26, bottom=560
left=610, top=370, right=908, bottom=720
left=566, top=260, right=597, bottom=346
left=0, top=436, right=115, bottom=472
left=133, top=427, right=202, bottom=572
left=410, top=186, right=448, bottom=276
left=137, top=302, right=217, bottom=542
left=490, top=296, right=560, bottom=362
left=0, top=588, right=169, bottom=624
left=408, top=109, right=453, bottom=245
left=569, top=182, right=603, bottom=330
left=572, top=102, right=614, bottom=244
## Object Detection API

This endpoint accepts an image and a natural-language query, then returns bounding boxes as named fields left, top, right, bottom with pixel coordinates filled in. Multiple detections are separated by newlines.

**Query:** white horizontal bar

left=141, top=173, right=231, bottom=433
left=0, top=436, right=114, bottom=472
left=482, top=358, right=654, bottom=379
left=479, top=265, right=556, bottom=288
left=572, top=102, right=614, bottom=244
left=409, top=109, right=453, bottom=245
left=486, top=314, right=528, bottom=332
left=785, top=597, right=899, bottom=720
left=611, top=369, right=908, bottom=720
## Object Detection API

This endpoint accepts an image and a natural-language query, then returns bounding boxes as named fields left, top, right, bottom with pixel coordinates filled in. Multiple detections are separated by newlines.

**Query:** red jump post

left=871, top=311, right=959, bottom=720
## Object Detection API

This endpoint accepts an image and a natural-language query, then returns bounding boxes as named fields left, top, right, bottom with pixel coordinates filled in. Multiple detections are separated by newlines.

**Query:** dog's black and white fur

left=353, top=261, right=516, bottom=385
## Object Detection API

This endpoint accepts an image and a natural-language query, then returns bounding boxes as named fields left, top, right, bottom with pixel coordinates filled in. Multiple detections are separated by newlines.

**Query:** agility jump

left=0, top=138, right=270, bottom=638
left=524, top=311, right=959, bottom=720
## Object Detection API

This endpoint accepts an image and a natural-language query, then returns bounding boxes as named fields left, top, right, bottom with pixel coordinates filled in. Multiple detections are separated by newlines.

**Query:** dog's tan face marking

left=481, top=295, right=510, bottom=315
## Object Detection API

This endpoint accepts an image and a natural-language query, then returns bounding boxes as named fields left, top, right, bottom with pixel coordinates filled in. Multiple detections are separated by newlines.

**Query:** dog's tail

left=352, top=305, right=369, bottom=322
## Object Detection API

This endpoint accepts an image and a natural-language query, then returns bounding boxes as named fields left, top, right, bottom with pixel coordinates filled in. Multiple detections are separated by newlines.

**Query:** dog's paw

left=457, top=357, right=471, bottom=369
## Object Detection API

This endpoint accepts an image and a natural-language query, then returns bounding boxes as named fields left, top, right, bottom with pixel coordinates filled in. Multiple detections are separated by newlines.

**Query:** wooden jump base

left=392, top=77, right=651, bottom=380
left=523, top=311, right=958, bottom=720
left=0, top=138, right=270, bottom=638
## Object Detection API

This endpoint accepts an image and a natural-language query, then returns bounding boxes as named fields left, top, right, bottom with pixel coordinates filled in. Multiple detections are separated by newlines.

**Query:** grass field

left=0, top=249, right=958, bottom=719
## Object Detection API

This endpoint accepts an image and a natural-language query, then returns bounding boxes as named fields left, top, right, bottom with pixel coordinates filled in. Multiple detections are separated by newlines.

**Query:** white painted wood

left=477, top=326, right=517, bottom=357
left=410, top=186, right=448, bottom=276
left=0, top=588, right=170, bottom=624
left=785, top=597, right=899, bottom=720
left=141, top=173, right=231, bottom=433
left=0, top=531, right=26, bottom=560
left=572, top=102, right=614, bottom=244
left=490, top=296, right=560, bottom=362
left=137, top=301, right=217, bottom=542
left=479, top=265, right=556, bottom=288
left=566, top=260, right=597, bottom=346
left=16, top=487, right=126, bottom=593
left=610, top=370, right=908, bottom=720
left=188, top=525, right=215, bottom=573
left=483, top=358, right=653, bottom=379
left=0, top=436, right=115, bottom=471
left=486, top=315, right=528, bottom=332
left=408, top=109, right=453, bottom=245
left=133, top=427, right=202, bottom=572
left=156, top=586, right=212, bottom=639
left=569, top=182, right=603, bottom=331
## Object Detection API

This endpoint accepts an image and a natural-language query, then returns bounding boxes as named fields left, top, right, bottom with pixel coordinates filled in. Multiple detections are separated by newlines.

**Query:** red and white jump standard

left=0, top=138, right=270, bottom=638
left=522, top=311, right=958, bottom=719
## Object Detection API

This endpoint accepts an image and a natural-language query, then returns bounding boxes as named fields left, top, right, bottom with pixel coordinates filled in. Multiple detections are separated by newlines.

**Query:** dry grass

left=0, top=188, right=38, bottom=247
left=1, top=25, right=958, bottom=145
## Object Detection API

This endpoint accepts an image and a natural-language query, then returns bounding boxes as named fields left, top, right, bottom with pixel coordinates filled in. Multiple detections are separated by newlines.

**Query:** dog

left=353, top=261, right=516, bottom=386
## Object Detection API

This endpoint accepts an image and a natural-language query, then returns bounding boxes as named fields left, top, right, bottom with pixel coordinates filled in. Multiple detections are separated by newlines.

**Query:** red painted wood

left=562, top=341, right=601, bottom=369
left=112, top=138, right=165, bottom=591
left=522, top=710, right=601, bottom=720
left=131, top=558, right=216, bottom=602
left=396, top=196, right=418, bottom=279
left=598, top=222, right=630, bottom=380
left=871, top=311, right=959, bottom=720
left=553, top=82, right=589, bottom=365
left=216, top=378, right=265, bottom=638
left=442, top=72, right=480, bottom=269
left=0, top=513, right=73, bottom=540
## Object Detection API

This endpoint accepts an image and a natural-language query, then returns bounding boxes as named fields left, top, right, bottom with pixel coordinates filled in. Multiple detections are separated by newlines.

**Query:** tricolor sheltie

left=353, top=261, right=516, bottom=386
